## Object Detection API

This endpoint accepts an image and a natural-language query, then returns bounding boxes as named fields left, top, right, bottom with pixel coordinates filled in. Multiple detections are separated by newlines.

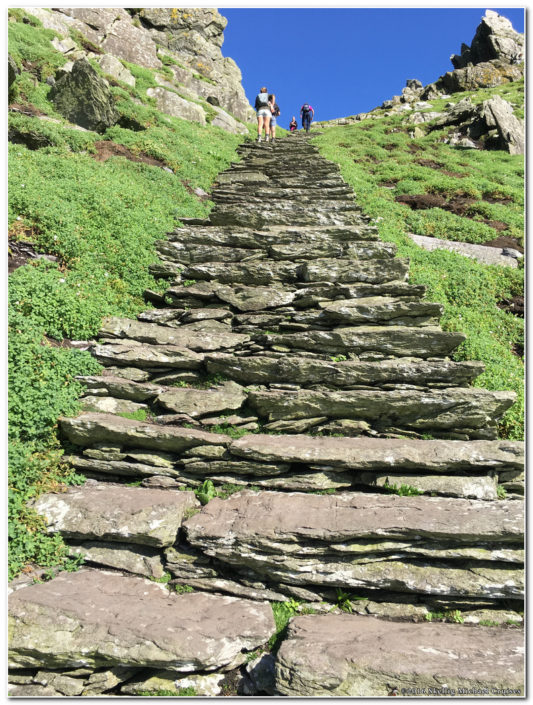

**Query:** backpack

left=257, top=92, right=269, bottom=106
left=302, top=103, right=310, bottom=114
left=272, top=104, right=280, bottom=117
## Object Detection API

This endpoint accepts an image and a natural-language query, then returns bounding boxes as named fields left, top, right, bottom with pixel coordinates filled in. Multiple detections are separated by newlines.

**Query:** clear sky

left=220, top=7, right=525, bottom=126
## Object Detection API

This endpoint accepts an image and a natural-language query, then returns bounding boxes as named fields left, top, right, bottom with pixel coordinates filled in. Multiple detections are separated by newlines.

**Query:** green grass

left=313, top=92, right=524, bottom=439
left=8, top=12, right=251, bottom=579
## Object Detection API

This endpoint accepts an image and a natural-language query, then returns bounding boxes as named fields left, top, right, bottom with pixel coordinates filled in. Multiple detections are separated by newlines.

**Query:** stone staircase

left=9, top=133, right=524, bottom=696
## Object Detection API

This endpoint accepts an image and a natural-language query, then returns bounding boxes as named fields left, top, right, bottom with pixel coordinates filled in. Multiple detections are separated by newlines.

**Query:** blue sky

left=220, top=8, right=525, bottom=125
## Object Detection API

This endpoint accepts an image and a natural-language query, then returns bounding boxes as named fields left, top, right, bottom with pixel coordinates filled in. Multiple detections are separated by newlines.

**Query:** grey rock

left=481, top=94, right=524, bottom=155
left=357, top=472, right=498, bottom=500
left=82, top=666, right=137, bottom=695
left=78, top=375, right=164, bottom=401
left=102, top=18, right=162, bottom=69
left=122, top=671, right=225, bottom=696
left=98, top=53, right=135, bottom=87
left=49, top=58, right=119, bottom=132
left=8, top=54, right=20, bottom=89
left=60, top=412, right=228, bottom=452
left=451, top=9, right=524, bottom=69
left=98, top=316, right=249, bottom=351
left=259, top=326, right=466, bottom=358
left=9, top=570, right=275, bottom=670
left=81, top=395, right=148, bottom=415
left=248, top=387, right=514, bottom=435
left=245, top=653, right=276, bottom=695
left=229, top=435, right=524, bottom=473
left=211, top=104, right=249, bottom=135
left=93, top=342, right=204, bottom=369
left=68, top=541, right=165, bottom=578
left=33, top=671, right=85, bottom=696
left=158, top=381, right=247, bottom=417
left=31, top=483, right=198, bottom=547
left=206, top=354, right=484, bottom=387
left=409, top=233, right=519, bottom=268
left=147, top=87, right=206, bottom=124
left=275, top=614, right=524, bottom=696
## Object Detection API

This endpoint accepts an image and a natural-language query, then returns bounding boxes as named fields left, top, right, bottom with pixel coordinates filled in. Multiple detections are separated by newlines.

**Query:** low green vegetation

left=314, top=84, right=524, bottom=440
left=117, top=409, right=149, bottom=422
left=136, top=688, right=197, bottom=697
left=383, top=481, right=424, bottom=497
left=8, top=10, right=249, bottom=579
left=425, top=609, right=464, bottom=624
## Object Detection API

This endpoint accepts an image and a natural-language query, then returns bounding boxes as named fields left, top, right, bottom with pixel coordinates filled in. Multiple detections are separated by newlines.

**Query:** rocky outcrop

left=427, top=95, right=524, bottom=155
left=21, top=7, right=253, bottom=133
left=48, top=58, right=119, bottom=132
left=451, top=9, right=524, bottom=68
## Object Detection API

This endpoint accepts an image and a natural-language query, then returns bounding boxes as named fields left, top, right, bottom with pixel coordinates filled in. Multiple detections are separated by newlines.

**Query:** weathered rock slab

left=9, top=570, right=276, bottom=671
left=275, top=614, right=524, bottom=696
left=229, top=434, right=524, bottom=473
left=158, top=381, right=246, bottom=418
left=60, top=413, right=228, bottom=452
left=31, top=483, right=198, bottom=547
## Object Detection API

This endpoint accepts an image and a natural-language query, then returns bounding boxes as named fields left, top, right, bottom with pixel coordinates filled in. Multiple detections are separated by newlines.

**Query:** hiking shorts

left=257, top=108, right=271, bottom=118
left=270, top=116, right=277, bottom=127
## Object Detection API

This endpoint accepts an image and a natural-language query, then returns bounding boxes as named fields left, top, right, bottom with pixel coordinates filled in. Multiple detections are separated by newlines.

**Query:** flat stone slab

left=92, top=342, right=204, bottom=369
left=184, top=491, right=523, bottom=546
left=68, top=541, right=165, bottom=578
left=60, top=413, right=229, bottom=452
left=184, top=492, right=523, bottom=599
left=229, top=435, right=524, bottom=473
left=262, top=326, right=466, bottom=358
left=158, top=381, right=247, bottom=418
left=9, top=570, right=275, bottom=671
left=31, top=483, right=198, bottom=547
left=99, top=317, right=249, bottom=351
left=248, top=387, right=514, bottom=433
left=205, top=354, right=484, bottom=387
left=275, top=614, right=524, bottom=696
left=410, top=233, right=519, bottom=268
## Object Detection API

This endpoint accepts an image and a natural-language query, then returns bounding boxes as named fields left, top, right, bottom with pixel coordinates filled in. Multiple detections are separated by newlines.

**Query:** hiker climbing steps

left=9, top=134, right=524, bottom=696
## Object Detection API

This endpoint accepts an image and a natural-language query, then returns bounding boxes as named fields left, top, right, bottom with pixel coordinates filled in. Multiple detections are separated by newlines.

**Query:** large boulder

left=451, top=10, right=524, bottom=68
left=437, top=59, right=523, bottom=93
left=8, top=54, right=20, bottom=90
left=49, top=58, right=119, bottom=132
left=481, top=94, right=524, bottom=155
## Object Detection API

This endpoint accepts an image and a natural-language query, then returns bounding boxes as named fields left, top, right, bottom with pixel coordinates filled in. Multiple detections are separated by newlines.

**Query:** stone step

left=98, top=317, right=249, bottom=351
left=155, top=238, right=395, bottom=265
left=77, top=372, right=512, bottom=439
left=31, top=483, right=198, bottom=547
left=229, top=433, right=523, bottom=472
left=9, top=570, right=275, bottom=672
left=205, top=353, right=485, bottom=387
left=274, top=614, right=524, bottom=696
left=161, top=281, right=427, bottom=313
left=167, top=224, right=381, bottom=247
left=183, top=490, right=523, bottom=600
left=208, top=203, right=362, bottom=228
left=256, top=325, right=466, bottom=359
left=181, top=258, right=409, bottom=286
left=248, top=387, right=514, bottom=438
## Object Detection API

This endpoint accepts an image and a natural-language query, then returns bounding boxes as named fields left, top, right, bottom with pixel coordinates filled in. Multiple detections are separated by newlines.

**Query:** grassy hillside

left=312, top=79, right=524, bottom=441
left=8, top=9, right=251, bottom=578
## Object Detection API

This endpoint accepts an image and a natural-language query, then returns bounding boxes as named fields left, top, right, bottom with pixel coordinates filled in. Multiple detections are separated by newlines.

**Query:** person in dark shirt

left=300, top=103, right=315, bottom=132
left=268, top=94, right=280, bottom=143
